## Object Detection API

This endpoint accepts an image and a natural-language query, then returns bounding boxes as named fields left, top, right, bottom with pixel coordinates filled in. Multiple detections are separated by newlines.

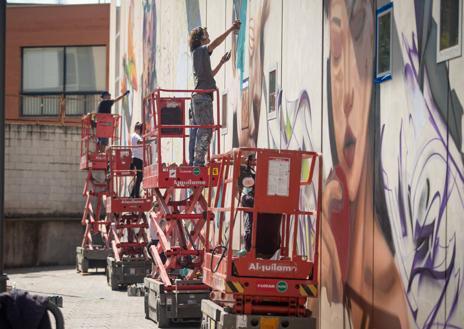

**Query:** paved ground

left=7, top=266, right=158, bottom=329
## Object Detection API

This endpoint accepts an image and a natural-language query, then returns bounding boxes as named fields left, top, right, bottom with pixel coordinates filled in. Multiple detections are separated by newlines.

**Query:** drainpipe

left=0, top=0, right=7, bottom=293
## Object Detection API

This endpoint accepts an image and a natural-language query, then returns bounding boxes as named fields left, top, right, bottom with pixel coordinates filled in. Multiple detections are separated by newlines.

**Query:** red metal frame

left=141, top=88, right=222, bottom=291
left=105, top=145, right=153, bottom=261
left=80, top=113, right=120, bottom=170
left=79, top=113, right=120, bottom=250
left=142, top=88, right=221, bottom=190
left=105, top=146, right=152, bottom=213
left=202, top=148, right=323, bottom=316
left=107, top=212, right=149, bottom=261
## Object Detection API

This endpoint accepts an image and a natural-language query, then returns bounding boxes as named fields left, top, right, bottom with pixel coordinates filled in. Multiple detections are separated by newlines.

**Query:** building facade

left=110, top=0, right=463, bottom=328
left=5, top=3, right=110, bottom=267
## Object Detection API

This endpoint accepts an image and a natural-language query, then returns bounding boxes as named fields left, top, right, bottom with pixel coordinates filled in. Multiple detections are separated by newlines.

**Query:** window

left=221, top=92, right=228, bottom=134
left=375, top=3, right=393, bottom=83
left=65, top=47, right=106, bottom=92
left=21, top=46, right=106, bottom=116
left=268, top=67, right=277, bottom=119
left=437, top=0, right=462, bottom=62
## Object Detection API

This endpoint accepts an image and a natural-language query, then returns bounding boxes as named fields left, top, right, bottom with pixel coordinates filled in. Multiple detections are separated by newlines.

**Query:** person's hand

left=231, top=20, right=241, bottom=31
left=220, top=51, right=231, bottom=64
left=124, top=90, right=130, bottom=96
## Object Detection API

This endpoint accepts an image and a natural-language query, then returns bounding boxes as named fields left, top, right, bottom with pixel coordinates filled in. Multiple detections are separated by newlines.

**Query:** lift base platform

left=106, top=257, right=151, bottom=290
left=201, top=299, right=316, bottom=329
left=144, top=277, right=210, bottom=327
left=76, top=246, right=113, bottom=274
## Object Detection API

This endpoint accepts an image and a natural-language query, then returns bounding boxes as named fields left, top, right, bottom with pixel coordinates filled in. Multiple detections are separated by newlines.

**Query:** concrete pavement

left=7, top=266, right=156, bottom=329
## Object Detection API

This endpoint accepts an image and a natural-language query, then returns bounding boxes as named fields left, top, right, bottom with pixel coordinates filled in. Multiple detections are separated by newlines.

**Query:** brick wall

left=5, top=123, right=84, bottom=217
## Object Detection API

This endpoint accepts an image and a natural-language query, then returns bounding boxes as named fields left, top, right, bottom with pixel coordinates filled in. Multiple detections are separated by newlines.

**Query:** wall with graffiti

left=110, top=0, right=464, bottom=327
left=321, top=0, right=464, bottom=328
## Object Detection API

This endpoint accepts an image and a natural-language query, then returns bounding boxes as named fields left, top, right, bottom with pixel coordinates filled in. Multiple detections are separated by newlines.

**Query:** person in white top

left=130, top=122, right=144, bottom=198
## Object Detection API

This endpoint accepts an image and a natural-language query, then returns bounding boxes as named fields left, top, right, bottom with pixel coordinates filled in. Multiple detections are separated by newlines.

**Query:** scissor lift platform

left=77, top=113, right=120, bottom=274
left=142, top=88, right=221, bottom=326
left=200, top=148, right=322, bottom=329
left=104, top=145, right=153, bottom=290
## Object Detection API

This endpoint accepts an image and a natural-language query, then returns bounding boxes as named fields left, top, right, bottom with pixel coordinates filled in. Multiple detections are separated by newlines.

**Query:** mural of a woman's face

left=329, top=0, right=374, bottom=201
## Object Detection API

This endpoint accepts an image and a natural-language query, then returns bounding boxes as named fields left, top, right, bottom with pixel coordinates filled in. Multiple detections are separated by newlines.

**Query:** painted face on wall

left=329, top=0, right=374, bottom=201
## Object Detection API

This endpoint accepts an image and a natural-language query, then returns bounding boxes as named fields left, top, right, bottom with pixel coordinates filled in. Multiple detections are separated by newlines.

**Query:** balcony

left=21, top=93, right=101, bottom=117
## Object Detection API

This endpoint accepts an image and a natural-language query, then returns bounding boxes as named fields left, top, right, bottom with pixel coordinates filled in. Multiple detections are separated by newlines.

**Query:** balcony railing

left=21, top=94, right=101, bottom=117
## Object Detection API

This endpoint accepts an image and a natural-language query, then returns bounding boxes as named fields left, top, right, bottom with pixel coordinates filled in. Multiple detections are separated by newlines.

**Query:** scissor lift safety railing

left=105, top=145, right=153, bottom=290
left=77, top=113, right=120, bottom=274
left=201, top=148, right=322, bottom=327
left=141, top=88, right=221, bottom=327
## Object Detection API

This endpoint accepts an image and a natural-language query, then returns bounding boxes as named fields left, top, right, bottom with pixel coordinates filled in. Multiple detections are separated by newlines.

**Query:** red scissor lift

left=142, top=88, right=221, bottom=327
left=105, top=146, right=153, bottom=290
left=76, top=113, right=119, bottom=273
left=201, top=148, right=322, bottom=329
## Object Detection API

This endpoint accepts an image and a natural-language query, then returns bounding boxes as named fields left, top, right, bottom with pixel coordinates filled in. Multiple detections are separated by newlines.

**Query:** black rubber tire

left=144, top=292, right=149, bottom=319
left=156, top=300, right=170, bottom=328
left=111, top=281, right=120, bottom=291
left=107, top=269, right=119, bottom=290
left=81, top=258, right=89, bottom=274
left=75, top=255, right=80, bottom=273
left=47, top=302, right=65, bottom=329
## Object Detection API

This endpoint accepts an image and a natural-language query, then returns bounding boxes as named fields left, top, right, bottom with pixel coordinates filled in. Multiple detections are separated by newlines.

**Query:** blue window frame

left=375, top=3, right=393, bottom=84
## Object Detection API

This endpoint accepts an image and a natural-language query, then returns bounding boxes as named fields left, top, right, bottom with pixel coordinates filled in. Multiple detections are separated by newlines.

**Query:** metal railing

left=21, top=93, right=101, bottom=117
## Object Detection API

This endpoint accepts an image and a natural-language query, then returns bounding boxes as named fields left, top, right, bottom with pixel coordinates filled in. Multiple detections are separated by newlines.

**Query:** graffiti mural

left=110, top=0, right=464, bottom=327
left=142, top=0, right=157, bottom=97
left=239, top=0, right=269, bottom=147
left=322, top=0, right=410, bottom=327
left=229, top=0, right=247, bottom=148
left=383, top=34, right=464, bottom=328
left=322, top=0, right=464, bottom=328
left=120, top=0, right=139, bottom=144
left=380, top=1, right=464, bottom=326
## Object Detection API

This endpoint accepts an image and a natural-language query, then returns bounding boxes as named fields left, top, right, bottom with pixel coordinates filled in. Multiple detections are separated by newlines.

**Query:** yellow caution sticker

left=225, top=281, right=244, bottom=293
left=298, top=283, right=318, bottom=297
left=260, top=317, right=279, bottom=329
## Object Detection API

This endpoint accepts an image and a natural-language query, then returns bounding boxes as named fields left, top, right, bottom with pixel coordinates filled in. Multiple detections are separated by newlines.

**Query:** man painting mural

left=96, top=90, right=129, bottom=152
left=189, top=21, right=241, bottom=166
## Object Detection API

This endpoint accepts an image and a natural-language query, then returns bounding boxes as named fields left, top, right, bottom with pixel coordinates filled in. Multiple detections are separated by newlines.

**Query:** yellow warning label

left=225, top=281, right=244, bottom=293
left=260, top=317, right=279, bottom=329
left=298, top=284, right=318, bottom=297
left=208, top=167, right=219, bottom=176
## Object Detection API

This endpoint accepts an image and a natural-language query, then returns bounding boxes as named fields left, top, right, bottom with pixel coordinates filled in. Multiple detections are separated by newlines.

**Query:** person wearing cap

left=96, top=90, right=130, bottom=152
left=189, top=20, right=241, bottom=166
left=130, top=122, right=144, bottom=198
